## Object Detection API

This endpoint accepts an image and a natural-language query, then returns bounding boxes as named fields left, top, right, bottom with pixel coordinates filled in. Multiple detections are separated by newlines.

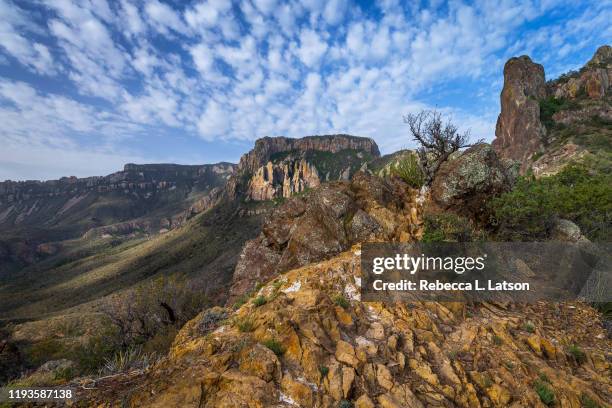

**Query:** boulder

left=430, top=144, right=516, bottom=219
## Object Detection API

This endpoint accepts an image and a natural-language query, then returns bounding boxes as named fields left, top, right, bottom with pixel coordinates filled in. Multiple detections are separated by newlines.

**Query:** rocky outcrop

left=236, top=135, right=379, bottom=175
left=492, top=55, right=547, bottom=173
left=247, top=159, right=321, bottom=201
left=552, top=45, right=612, bottom=100
left=226, top=135, right=380, bottom=200
left=430, top=144, right=517, bottom=220
left=229, top=171, right=423, bottom=302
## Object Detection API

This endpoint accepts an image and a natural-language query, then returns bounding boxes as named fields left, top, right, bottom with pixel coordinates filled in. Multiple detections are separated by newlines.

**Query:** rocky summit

left=493, top=45, right=612, bottom=175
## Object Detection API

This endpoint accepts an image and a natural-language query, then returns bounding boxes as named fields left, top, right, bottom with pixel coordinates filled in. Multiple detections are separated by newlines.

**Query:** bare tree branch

left=404, top=110, right=482, bottom=184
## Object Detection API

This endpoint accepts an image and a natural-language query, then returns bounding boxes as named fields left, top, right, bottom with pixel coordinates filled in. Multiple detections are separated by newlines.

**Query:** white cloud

left=197, top=101, right=231, bottom=140
left=0, top=1, right=56, bottom=74
left=253, top=0, right=277, bottom=16
left=297, top=28, right=328, bottom=67
left=323, top=0, right=346, bottom=25
left=144, top=0, right=185, bottom=35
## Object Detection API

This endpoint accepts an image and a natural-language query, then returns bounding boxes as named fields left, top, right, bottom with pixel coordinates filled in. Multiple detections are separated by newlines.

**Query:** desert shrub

left=262, top=339, right=284, bottom=356
left=493, top=335, right=503, bottom=345
left=333, top=294, right=350, bottom=309
left=52, top=366, right=76, bottom=382
left=539, top=96, right=579, bottom=130
left=319, top=366, right=329, bottom=377
left=534, top=379, right=555, bottom=406
left=234, top=315, right=255, bottom=333
left=101, top=275, right=209, bottom=348
left=581, top=393, right=601, bottom=408
left=567, top=344, right=586, bottom=364
left=404, top=110, right=480, bottom=184
left=252, top=295, right=267, bottom=307
left=489, top=163, right=611, bottom=241
left=24, top=339, right=67, bottom=367
left=232, top=294, right=249, bottom=310
left=422, top=213, right=482, bottom=242
left=69, top=325, right=121, bottom=374
left=101, top=345, right=157, bottom=375
left=197, top=307, right=229, bottom=334
left=338, top=400, right=353, bottom=408
left=392, top=154, right=424, bottom=188
left=523, top=322, right=536, bottom=333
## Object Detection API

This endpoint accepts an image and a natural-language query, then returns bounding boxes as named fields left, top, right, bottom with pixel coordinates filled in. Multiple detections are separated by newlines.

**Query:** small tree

left=404, top=110, right=481, bottom=184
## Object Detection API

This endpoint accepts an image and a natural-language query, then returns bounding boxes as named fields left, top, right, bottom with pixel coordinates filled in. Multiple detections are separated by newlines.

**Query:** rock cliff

left=492, top=55, right=547, bottom=172
left=227, top=135, right=380, bottom=201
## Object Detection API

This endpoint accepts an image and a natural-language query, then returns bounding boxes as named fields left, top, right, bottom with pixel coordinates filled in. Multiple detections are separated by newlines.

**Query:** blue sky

left=0, top=0, right=609, bottom=180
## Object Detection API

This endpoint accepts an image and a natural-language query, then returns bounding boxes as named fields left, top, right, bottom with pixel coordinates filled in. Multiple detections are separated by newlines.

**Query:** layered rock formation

left=492, top=55, right=547, bottom=172
left=227, top=135, right=380, bottom=201
left=0, top=163, right=234, bottom=237
left=552, top=45, right=611, bottom=100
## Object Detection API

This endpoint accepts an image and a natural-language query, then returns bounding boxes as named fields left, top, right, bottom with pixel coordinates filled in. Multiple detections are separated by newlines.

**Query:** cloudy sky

left=0, top=0, right=609, bottom=180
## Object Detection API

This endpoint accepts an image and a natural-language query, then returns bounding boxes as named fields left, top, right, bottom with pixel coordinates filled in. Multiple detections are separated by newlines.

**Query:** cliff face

left=247, top=159, right=321, bottom=201
left=227, top=135, right=380, bottom=201
left=492, top=56, right=547, bottom=172
left=493, top=45, right=612, bottom=175
left=236, top=135, right=380, bottom=175
left=0, top=163, right=234, bottom=231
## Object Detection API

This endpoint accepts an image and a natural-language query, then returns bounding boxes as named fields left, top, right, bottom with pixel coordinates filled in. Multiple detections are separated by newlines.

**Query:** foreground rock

left=77, top=248, right=611, bottom=407
left=229, top=171, right=423, bottom=302
left=430, top=144, right=517, bottom=220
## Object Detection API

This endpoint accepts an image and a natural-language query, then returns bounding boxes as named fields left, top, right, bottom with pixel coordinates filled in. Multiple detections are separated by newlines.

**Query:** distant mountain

left=0, top=134, right=382, bottom=319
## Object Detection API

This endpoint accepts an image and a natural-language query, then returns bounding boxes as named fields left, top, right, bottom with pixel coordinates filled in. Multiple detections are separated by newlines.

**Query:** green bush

left=539, top=96, right=579, bottom=130
left=319, top=366, right=329, bottom=377
left=567, top=344, right=586, bottom=364
left=232, top=294, right=249, bottom=310
left=24, top=339, right=67, bottom=367
left=489, top=163, right=611, bottom=241
left=69, top=326, right=121, bottom=374
left=333, top=294, right=350, bottom=309
left=581, top=393, right=601, bottom=408
left=338, top=400, right=353, bottom=408
left=262, top=339, right=284, bottom=356
left=252, top=295, right=267, bottom=307
left=234, top=316, right=255, bottom=333
left=423, top=213, right=482, bottom=242
left=534, top=379, right=555, bottom=406
left=392, top=154, right=424, bottom=188
left=523, top=322, right=536, bottom=333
